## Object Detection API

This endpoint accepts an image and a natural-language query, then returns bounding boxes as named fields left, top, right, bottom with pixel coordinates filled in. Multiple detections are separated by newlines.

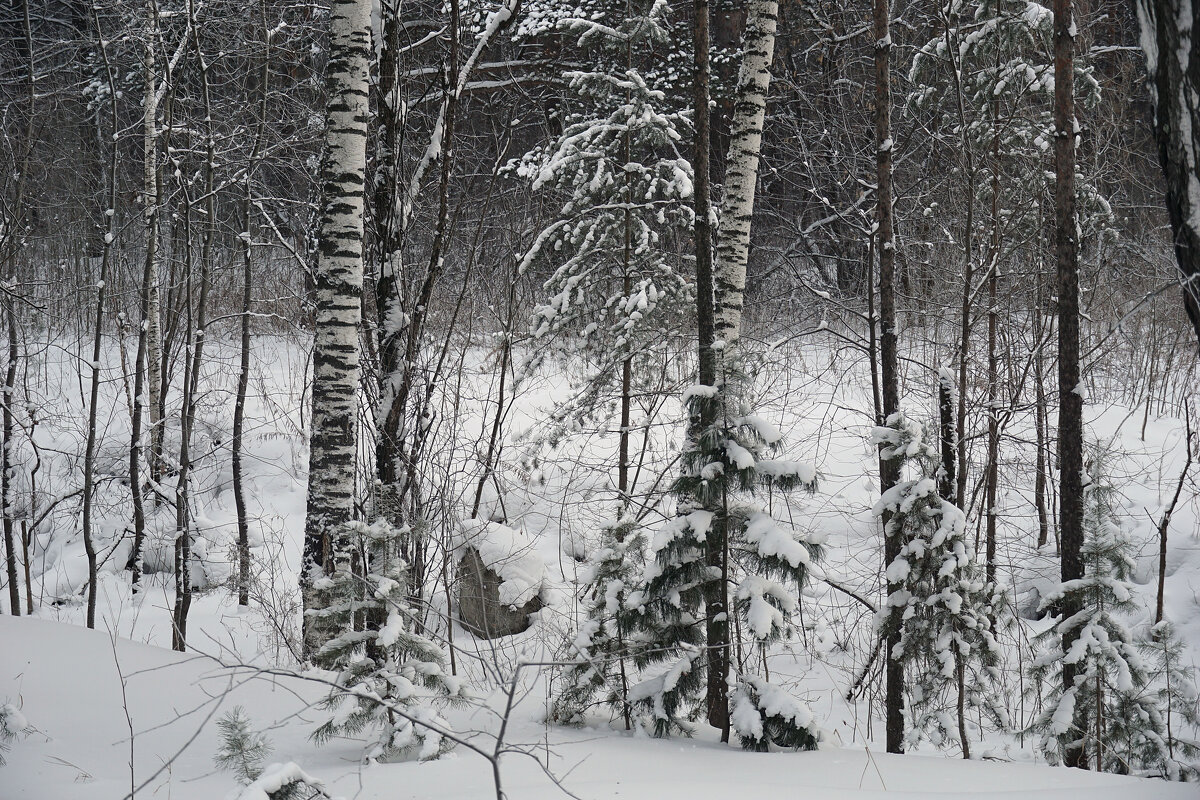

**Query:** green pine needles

left=1028, top=443, right=1199, bottom=776
left=624, top=372, right=822, bottom=744
left=308, top=520, right=466, bottom=762
left=873, top=411, right=1008, bottom=756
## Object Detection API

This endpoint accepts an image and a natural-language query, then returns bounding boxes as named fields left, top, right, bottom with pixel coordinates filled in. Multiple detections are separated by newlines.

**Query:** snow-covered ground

left=2, top=333, right=1199, bottom=798
left=2, top=616, right=1193, bottom=799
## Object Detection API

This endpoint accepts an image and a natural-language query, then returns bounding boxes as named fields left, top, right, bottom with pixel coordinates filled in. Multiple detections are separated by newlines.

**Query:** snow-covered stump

left=455, top=521, right=548, bottom=639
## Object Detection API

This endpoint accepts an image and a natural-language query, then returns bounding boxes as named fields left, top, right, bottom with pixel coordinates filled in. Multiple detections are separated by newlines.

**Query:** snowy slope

left=1, top=616, right=1193, bottom=800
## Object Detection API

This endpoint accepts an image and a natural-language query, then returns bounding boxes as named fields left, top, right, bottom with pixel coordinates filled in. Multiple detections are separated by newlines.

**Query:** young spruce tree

left=873, top=412, right=1007, bottom=758
left=309, top=520, right=465, bottom=762
left=1027, top=445, right=1172, bottom=773
left=520, top=0, right=693, bottom=729
left=625, top=377, right=822, bottom=749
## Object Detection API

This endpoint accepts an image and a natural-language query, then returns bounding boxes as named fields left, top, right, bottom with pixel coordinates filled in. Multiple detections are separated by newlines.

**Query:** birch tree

left=625, top=0, right=788, bottom=740
left=707, top=0, right=778, bottom=740
left=302, top=0, right=372, bottom=656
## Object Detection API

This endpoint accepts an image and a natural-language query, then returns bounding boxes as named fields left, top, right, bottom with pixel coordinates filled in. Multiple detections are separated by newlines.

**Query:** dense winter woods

left=2, top=0, right=1200, bottom=795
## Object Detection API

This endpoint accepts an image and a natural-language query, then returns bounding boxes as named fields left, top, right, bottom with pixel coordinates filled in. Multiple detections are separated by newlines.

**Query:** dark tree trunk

left=1054, top=0, right=1086, bottom=769
left=938, top=374, right=956, bottom=501
left=693, top=0, right=724, bottom=739
left=874, top=0, right=903, bottom=756
left=1137, top=0, right=1200, bottom=345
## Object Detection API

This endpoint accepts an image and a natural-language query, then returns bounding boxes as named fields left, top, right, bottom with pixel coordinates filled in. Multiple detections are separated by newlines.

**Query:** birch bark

left=302, top=0, right=372, bottom=656
left=705, top=0, right=778, bottom=741
left=712, top=0, right=777, bottom=358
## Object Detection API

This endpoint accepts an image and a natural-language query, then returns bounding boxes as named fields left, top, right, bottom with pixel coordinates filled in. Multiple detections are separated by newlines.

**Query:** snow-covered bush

left=553, top=516, right=646, bottom=727
left=215, top=706, right=274, bottom=785
left=235, top=762, right=330, bottom=800
left=215, top=707, right=331, bottom=799
left=1138, top=621, right=1200, bottom=779
left=309, top=520, right=465, bottom=762
left=731, top=675, right=821, bottom=752
left=873, top=412, right=1007, bottom=755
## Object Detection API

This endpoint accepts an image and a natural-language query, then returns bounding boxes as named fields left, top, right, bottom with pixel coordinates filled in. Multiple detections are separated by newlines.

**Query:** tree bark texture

left=1054, top=0, right=1086, bottom=769
left=874, top=0, right=904, bottom=756
left=706, top=0, right=778, bottom=743
left=302, top=0, right=371, bottom=656
left=1137, top=0, right=1200, bottom=345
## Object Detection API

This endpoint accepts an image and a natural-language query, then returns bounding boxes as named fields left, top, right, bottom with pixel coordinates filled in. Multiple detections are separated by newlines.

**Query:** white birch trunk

left=142, top=10, right=164, bottom=486
left=302, top=0, right=372, bottom=654
left=712, top=0, right=777, bottom=359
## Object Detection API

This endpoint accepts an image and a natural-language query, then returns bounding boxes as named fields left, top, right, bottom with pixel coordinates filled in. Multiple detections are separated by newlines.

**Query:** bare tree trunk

left=706, top=0, right=778, bottom=743
left=233, top=200, right=253, bottom=607
left=372, top=0, right=410, bottom=528
left=1034, top=270, right=1050, bottom=549
left=942, top=12, right=977, bottom=511
left=873, top=0, right=904, bottom=755
left=711, top=0, right=775, bottom=353
left=143, top=0, right=164, bottom=490
left=374, top=0, right=517, bottom=540
left=301, top=0, right=372, bottom=657
left=1157, top=413, right=1193, bottom=623
left=938, top=372, right=956, bottom=500
left=172, top=195, right=195, bottom=649
left=127, top=12, right=161, bottom=591
left=171, top=5, right=215, bottom=650
left=1054, top=0, right=1085, bottom=769
left=83, top=1, right=120, bottom=627
left=233, top=1, right=270, bottom=609
left=618, top=74, right=634, bottom=513
left=956, top=650, right=970, bottom=759
left=1136, top=0, right=1200, bottom=344
left=984, top=113, right=1001, bottom=586
left=3, top=302, right=18, bottom=618
left=2, top=0, right=38, bottom=619
left=690, top=0, right=722, bottom=740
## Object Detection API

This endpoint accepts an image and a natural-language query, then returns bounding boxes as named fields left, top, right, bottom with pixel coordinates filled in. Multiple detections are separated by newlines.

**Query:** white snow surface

left=0, top=615, right=1191, bottom=800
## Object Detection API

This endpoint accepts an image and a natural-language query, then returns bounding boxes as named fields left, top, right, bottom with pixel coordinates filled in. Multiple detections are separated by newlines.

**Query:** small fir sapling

left=1138, top=620, right=1200, bottom=780
left=0, top=702, right=29, bottom=767
left=215, top=708, right=328, bottom=800
left=553, top=517, right=647, bottom=728
left=309, top=520, right=464, bottom=762
left=215, top=706, right=273, bottom=785
left=1027, top=444, right=1170, bottom=773
left=731, top=675, right=821, bottom=752
left=873, top=412, right=1007, bottom=756
left=626, top=375, right=822, bottom=741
